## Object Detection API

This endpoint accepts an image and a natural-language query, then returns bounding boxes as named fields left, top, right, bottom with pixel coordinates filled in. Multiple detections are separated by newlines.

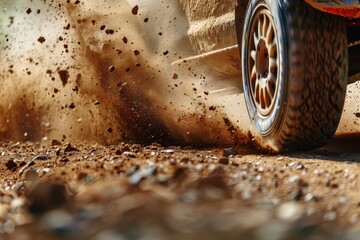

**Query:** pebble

left=323, top=211, right=338, bottom=221
left=218, top=157, right=229, bottom=165
left=42, top=210, right=81, bottom=235
left=129, top=166, right=157, bottom=185
left=276, top=202, right=303, bottom=222
left=223, top=148, right=236, bottom=157
left=64, top=143, right=79, bottom=152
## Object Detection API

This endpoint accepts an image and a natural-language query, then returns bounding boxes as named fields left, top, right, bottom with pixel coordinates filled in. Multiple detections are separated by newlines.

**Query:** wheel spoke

left=251, top=50, right=256, bottom=61
left=255, top=82, right=260, bottom=102
left=266, top=84, right=274, bottom=100
left=262, top=15, right=267, bottom=37
left=257, top=19, right=262, bottom=39
left=269, top=72, right=277, bottom=85
left=263, top=88, right=269, bottom=108
left=266, top=24, right=273, bottom=44
left=254, top=32, right=259, bottom=47
left=269, top=57, right=277, bottom=69
left=251, top=65, right=257, bottom=80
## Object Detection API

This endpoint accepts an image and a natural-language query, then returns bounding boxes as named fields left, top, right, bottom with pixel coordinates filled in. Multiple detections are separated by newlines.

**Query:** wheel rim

left=247, top=6, right=279, bottom=117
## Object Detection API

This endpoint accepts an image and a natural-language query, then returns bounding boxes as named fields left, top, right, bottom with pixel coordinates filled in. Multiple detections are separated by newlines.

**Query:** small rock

left=51, top=139, right=62, bottom=146
left=3, top=220, right=15, bottom=234
left=64, top=143, right=78, bottom=153
left=129, top=166, right=157, bottom=185
left=28, top=182, right=69, bottom=214
left=42, top=210, right=80, bottom=235
left=339, top=195, right=349, bottom=204
left=323, top=211, right=338, bottom=221
left=180, top=190, right=198, bottom=204
left=277, top=202, right=303, bottom=222
left=161, top=149, right=175, bottom=154
left=218, top=157, right=229, bottom=165
left=122, top=151, right=136, bottom=158
left=223, top=148, right=236, bottom=157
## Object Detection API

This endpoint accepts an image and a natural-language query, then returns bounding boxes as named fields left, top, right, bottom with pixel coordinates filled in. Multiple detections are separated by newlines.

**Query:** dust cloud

left=0, top=0, right=250, bottom=147
left=0, top=1, right=358, bottom=149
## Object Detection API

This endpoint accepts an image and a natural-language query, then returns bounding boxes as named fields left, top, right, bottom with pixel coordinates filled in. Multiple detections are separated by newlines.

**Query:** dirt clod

left=37, top=36, right=46, bottom=43
left=132, top=5, right=139, bottom=15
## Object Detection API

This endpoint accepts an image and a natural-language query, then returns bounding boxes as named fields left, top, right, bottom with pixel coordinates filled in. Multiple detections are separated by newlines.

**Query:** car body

left=175, top=0, right=360, bottom=86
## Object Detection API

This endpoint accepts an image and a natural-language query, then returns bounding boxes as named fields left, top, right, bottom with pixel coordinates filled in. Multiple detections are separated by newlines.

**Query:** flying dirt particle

left=109, top=65, right=116, bottom=72
left=46, top=69, right=52, bottom=74
left=204, top=91, right=209, bottom=95
left=64, top=23, right=70, bottom=30
left=105, top=29, right=114, bottom=35
left=132, top=5, right=139, bottom=15
left=69, top=103, right=75, bottom=109
left=107, top=127, right=113, bottom=133
left=63, top=44, right=68, bottom=49
left=135, top=63, right=141, bottom=67
left=125, top=67, right=131, bottom=72
left=134, top=50, right=140, bottom=56
left=58, top=36, right=63, bottom=41
left=355, top=113, right=360, bottom=118
left=144, top=18, right=149, bottom=23
left=75, top=0, right=80, bottom=4
left=116, top=49, right=122, bottom=54
left=163, top=50, right=169, bottom=55
left=54, top=88, right=59, bottom=93
left=91, top=20, right=96, bottom=25
left=100, top=25, right=106, bottom=31
left=37, top=36, right=46, bottom=44
left=123, top=37, right=128, bottom=44
left=158, top=32, right=163, bottom=36
left=58, top=70, right=69, bottom=86
left=209, top=105, right=216, bottom=111
left=94, top=100, right=100, bottom=105
left=26, top=8, right=32, bottom=14
left=36, top=9, right=41, bottom=14
left=172, top=73, right=178, bottom=79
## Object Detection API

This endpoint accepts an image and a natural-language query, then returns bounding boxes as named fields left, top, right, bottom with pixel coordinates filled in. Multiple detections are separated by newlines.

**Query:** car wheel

left=241, top=0, right=348, bottom=151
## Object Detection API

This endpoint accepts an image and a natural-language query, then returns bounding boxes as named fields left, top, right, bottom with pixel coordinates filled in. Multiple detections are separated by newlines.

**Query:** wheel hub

left=247, top=8, right=279, bottom=116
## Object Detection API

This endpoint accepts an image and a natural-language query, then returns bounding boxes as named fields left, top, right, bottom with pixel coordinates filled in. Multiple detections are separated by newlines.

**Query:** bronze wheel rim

left=247, top=7, right=279, bottom=116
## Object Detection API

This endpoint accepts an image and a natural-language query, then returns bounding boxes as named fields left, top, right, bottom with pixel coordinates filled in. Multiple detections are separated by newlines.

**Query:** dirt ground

left=0, top=132, right=358, bottom=240
left=1, top=1, right=360, bottom=239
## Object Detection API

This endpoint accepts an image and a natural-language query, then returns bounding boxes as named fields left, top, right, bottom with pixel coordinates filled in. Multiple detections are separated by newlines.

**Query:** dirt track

left=1, top=1, right=360, bottom=239
left=0, top=133, right=358, bottom=239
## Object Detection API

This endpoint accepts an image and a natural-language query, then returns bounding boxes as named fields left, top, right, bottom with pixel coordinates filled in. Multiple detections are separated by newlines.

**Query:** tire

left=241, top=0, right=348, bottom=151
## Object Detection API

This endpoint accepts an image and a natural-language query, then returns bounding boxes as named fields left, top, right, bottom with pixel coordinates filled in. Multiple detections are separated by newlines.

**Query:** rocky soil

left=0, top=135, right=359, bottom=240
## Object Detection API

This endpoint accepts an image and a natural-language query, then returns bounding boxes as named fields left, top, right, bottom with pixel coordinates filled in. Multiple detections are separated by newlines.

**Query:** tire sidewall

left=242, top=0, right=289, bottom=139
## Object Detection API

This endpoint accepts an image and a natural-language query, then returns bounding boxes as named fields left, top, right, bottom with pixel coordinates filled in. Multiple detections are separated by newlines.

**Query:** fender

left=304, top=0, right=360, bottom=18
